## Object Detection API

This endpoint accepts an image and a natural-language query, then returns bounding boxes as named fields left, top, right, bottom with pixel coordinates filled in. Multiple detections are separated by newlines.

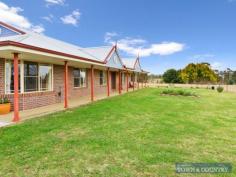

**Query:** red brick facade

left=0, top=58, right=130, bottom=111
left=0, top=58, right=4, bottom=94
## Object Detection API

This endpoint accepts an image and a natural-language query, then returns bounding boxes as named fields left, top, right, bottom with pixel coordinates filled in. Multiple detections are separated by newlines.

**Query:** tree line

left=154, top=63, right=236, bottom=84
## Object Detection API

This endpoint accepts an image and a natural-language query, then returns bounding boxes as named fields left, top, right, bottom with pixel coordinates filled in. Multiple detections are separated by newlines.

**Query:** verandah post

left=107, top=68, right=110, bottom=97
left=142, top=74, right=144, bottom=88
left=118, top=70, right=121, bottom=94
left=133, top=72, right=135, bottom=91
left=91, top=65, right=94, bottom=101
left=13, top=53, right=20, bottom=122
left=64, top=61, right=68, bottom=108
left=126, top=70, right=129, bottom=92
left=138, top=73, right=140, bottom=89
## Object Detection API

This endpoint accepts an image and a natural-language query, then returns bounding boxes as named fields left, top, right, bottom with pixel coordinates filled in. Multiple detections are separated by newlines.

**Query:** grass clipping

left=161, top=89, right=198, bottom=97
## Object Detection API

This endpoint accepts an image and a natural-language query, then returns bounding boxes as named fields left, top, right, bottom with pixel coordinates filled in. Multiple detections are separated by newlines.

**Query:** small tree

left=163, top=69, right=182, bottom=83
left=231, top=71, right=236, bottom=84
left=180, top=63, right=217, bottom=84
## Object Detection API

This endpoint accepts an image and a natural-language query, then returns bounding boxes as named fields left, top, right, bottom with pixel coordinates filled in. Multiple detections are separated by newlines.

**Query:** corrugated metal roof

left=122, top=58, right=136, bottom=69
left=0, top=22, right=147, bottom=73
left=0, top=31, right=101, bottom=61
left=80, top=46, right=113, bottom=61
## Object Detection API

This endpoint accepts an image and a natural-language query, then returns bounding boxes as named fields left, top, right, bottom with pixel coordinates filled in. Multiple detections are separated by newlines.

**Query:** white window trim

left=38, top=63, right=53, bottom=92
left=99, top=70, right=107, bottom=86
left=73, top=68, right=87, bottom=88
left=4, top=59, right=54, bottom=94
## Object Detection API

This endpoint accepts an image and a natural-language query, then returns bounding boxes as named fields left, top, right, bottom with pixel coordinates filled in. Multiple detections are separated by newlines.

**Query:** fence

left=147, top=83, right=236, bottom=93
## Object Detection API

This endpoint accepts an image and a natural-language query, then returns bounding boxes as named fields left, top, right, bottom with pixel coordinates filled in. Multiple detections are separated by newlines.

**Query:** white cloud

left=42, top=14, right=54, bottom=23
left=104, top=32, right=185, bottom=57
left=0, top=1, right=45, bottom=33
left=45, top=0, right=65, bottom=6
left=60, top=9, right=81, bottom=26
left=104, top=32, right=118, bottom=43
left=212, top=62, right=222, bottom=70
left=31, top=25, right=45, bottom=33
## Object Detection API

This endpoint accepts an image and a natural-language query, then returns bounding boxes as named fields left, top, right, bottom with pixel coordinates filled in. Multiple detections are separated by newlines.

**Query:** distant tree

left=232, top=71, right=236, bottom=84
left=223, top=68, right=234, bottom=85
left=163, top=69, right=182, bottom=83
left=180, top=63, right=217, bottom=84
left=180, top=63, right=197, bottom=83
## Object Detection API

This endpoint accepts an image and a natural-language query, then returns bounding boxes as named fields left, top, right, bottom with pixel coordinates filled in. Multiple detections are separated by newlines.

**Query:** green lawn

left=0, top=88, right=236, bottom=177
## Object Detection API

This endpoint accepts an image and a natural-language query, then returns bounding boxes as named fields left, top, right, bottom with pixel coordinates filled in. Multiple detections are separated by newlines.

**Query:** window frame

left=99, top=70, right=107, bottom=86
left=4, top=59, right=21, bottom=94
left=122, top=73, right=126, bottom=86
left=4, top=59, right=53, bottom=94
left=24, top=61, right=39, bottom=93
left=73, top=68, right=87, bottom=88
left=39, top=64, right=53, bottom=92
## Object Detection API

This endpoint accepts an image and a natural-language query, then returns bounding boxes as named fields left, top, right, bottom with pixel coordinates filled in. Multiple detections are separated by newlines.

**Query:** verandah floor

left=0, top=87, right=138, bottom=127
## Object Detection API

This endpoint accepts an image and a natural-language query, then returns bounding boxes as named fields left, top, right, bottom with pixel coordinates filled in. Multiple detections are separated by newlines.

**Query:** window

left=39, top=65, right=52, bottom=91
left=74, top=68, right=86, bottom=88
left=5, top=60, right=20, bottom=94
left=99, top=70, right=107, bottom=86
left=24, top=62, right=38, bottom=92
left=5, top=61, right=53, bottom=93
left=122, top=73, right=126, bottom=86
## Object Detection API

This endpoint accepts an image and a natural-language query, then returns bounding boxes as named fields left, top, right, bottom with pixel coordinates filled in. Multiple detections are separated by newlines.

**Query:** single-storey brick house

left=0, top=21, right=148, bottom=122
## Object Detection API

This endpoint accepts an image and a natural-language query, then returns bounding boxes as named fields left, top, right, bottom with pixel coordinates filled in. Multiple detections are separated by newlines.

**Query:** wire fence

left=147, top=83, right=236, bottom=93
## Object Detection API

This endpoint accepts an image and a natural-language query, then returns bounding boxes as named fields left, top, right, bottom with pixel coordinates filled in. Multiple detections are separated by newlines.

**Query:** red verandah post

left=126, top=70, right=129, bottom=92
left=107, top=68, right=110, bottom=97
left=91, top=65, right=94, bottom=101
left=137, top=73, right=140, bottom=89
left=133, top=72, right=135, bottom=91
left=13, top=53, right=19, bottom=122
left=118, top=70, right=121, bottom=94
left=142, top=74, right=144, bottom=88
left=64, top=61, right=68, bottom=108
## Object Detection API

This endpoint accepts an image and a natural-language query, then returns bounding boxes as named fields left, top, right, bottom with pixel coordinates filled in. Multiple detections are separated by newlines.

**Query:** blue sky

left=0, top=0, right=236, bottom=74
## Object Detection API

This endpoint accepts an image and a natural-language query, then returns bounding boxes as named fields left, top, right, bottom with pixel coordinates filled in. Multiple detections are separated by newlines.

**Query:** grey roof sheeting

left=0, top=32, right=101, bottom=61
left=122, top=58, right=137, bottom=69
left=0, top=22, right=146, bottom=72
left=80, top=46, right=113, bottom=61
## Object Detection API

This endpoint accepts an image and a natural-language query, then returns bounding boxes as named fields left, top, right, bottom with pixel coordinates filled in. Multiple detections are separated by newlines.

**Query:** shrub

left=161, top=89, right=197, bottom=97
left=217, top=86, right=224, bottom=93
left=0, top=97, right=10, bottom=104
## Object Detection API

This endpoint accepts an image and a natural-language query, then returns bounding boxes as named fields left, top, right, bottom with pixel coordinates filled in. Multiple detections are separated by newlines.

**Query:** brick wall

left=54, top=64, right=65, bottom=102
left=0, top=62, right=121, bottom=111
left=0, top=58, right=4, bottom=94
left=1, top=63, right=63, bottom=111
left=94, top=69, right=107, bottom=96
left=68, top=67, right=91, bottom=99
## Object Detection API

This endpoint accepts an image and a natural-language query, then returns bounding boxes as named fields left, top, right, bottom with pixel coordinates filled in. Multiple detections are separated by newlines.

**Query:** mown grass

left=0, top=88, right=235, bottom=177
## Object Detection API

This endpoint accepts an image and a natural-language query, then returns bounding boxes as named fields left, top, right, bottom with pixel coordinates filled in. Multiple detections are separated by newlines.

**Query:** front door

left=111, top=72, right=116, bottom=90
